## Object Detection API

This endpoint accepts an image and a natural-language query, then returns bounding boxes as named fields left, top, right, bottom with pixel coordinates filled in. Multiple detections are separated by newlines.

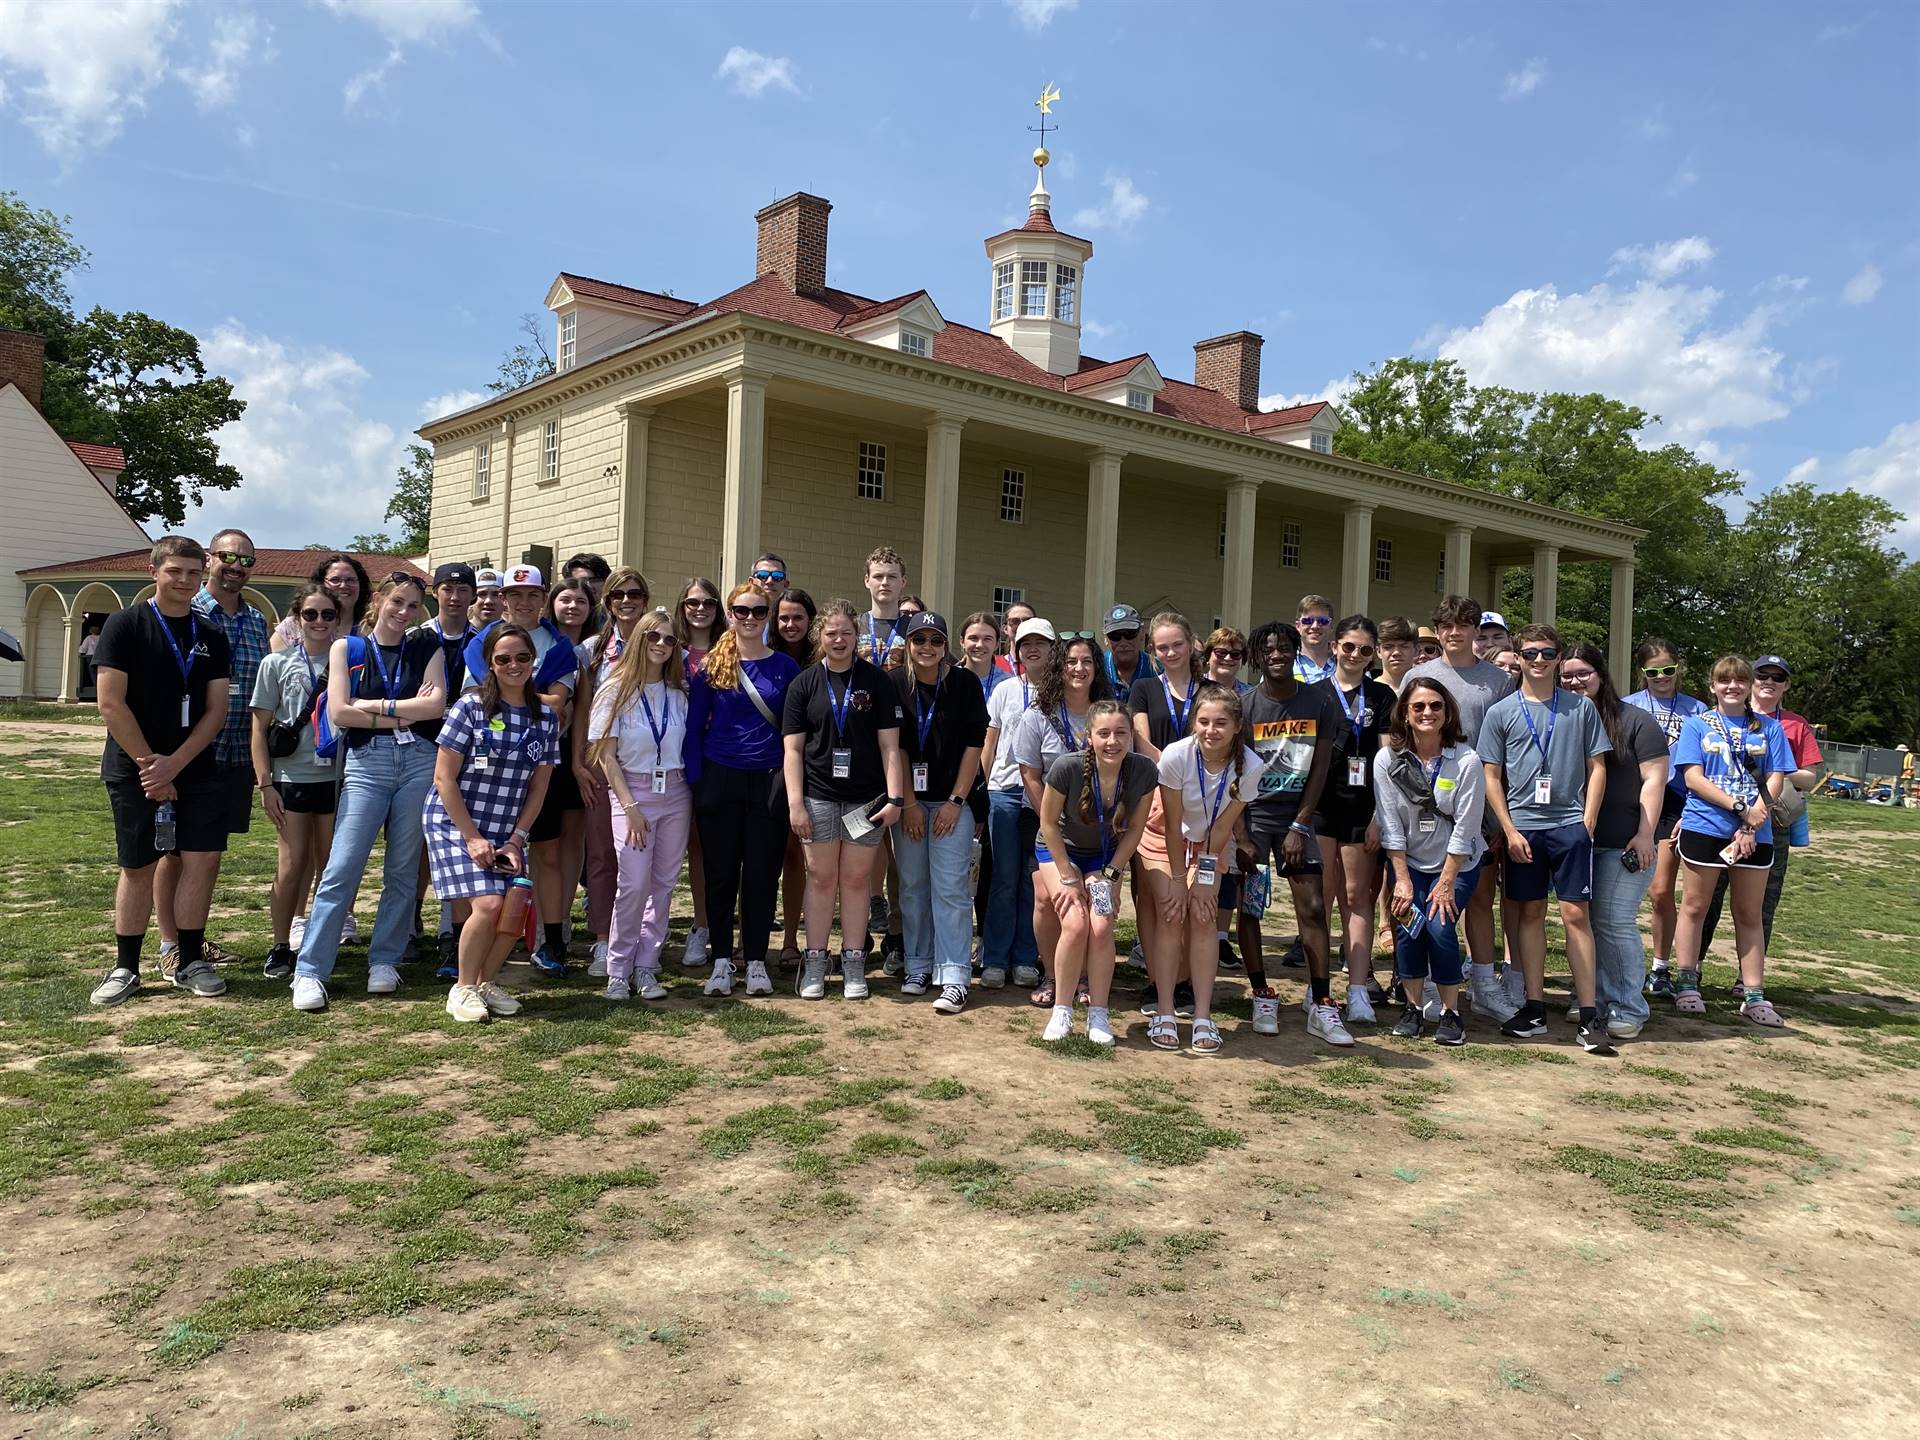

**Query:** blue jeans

left=981, top=789, right=1038, bottom=971
left=296, top=735, right=436, bottom=981
left=896, top=809, right=975, bottom=987
left=1591, top=847, right=1655, bottom=1026
left=1393, top=862, right=1480, bottom=986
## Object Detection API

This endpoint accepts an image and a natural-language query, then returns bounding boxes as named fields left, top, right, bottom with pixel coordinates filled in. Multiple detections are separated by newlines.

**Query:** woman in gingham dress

left=426, top=624, right=559, bottom=1023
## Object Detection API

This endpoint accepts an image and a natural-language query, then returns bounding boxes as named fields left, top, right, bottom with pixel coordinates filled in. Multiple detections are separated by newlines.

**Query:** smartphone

left=1621, top=848, right=1641, bottom=873
left=490, top=851, right=519, bottom=874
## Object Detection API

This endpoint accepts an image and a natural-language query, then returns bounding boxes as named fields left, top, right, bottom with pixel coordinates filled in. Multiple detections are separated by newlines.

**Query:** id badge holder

left=1087, top=876, right=1116, bottom=916
left=912, top=762, right=929, bottom=794
left=473, top=753, right=491, bottom=773
left=1195, top=854, right=1218, bottom=888
left=180, top=697, right=191, bottom=727
left=651, top=769, right=668, bottom=796
left=831, top=747, right=852, bottom=780
left=394, top=726, right=415, bottom=746
left=1418, top=815, right=1437, bottom=835
left=1532, top=775, right=1552, bottom=806
left=842, top=806, right=874, bottom=841
left=1347, top=757, right=1367, bottom=787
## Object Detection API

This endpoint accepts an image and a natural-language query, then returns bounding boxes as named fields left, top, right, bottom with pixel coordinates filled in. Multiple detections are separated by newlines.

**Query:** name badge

left=831, top=747, right=852, bottom=780
left=473, top=754, right=491, bottom=772
left=1347, top=757, right=1367, bottom=787
left=651, top=769, right=668, bottom=795
left=912, top=762, right=929, bottom=794
left=180, top=697, right=191, bottom=727
left=394, top=726, right=415, bottom=746
left=1418, top=816, right=1437, bottom=834
left=1087, top=876, right=1116, bottom=916
left=1195, top=855, right=1217, bottom=887
left=1533, top=775, right=1552, bottom=805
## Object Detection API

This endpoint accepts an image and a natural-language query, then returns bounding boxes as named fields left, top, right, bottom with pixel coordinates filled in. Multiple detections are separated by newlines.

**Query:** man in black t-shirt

left=89, top=537, right=234, bottom=1007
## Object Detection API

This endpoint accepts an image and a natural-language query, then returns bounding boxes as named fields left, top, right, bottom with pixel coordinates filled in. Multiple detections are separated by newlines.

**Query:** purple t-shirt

left=686, top=652, right=801, bottom=780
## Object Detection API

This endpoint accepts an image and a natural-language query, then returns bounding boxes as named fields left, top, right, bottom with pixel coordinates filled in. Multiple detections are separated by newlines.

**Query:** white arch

left=22, top=585, right=70, bottom=700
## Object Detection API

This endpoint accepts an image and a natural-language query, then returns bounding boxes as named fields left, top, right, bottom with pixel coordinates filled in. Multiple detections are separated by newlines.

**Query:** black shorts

left=106, top=772, right=231, bottom=868
left=277, top=780, right=338, bottom=816
left=216, top=763, right=254, bottom=835
left=530, top=756, right=584, bottom=842
left=1246, top=822, right=1324, bottom=877
left=1675, top=828, right=1775, bottom=871
left=1316, top=805, right=1374, bottom=847
left=1654, top=787, right=1686, bottom=843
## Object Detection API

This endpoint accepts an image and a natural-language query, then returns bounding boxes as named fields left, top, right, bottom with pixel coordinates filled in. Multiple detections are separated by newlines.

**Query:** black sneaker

left=1279, top=938, right=1307, bottom=968
left=1577, top=1017, right=1618, bottom=1055
left=1390, top=1003, right=1423, bottom=1039
left=435, top=933, right=458, bottom=981
left=1435, top=1009, right=1466, bottom=1046
left=1501, top=1008, right=1548, bottom=1039
left=1647, top=966, right=1675, bottom=999
left=1217, top=937, right=1242, bottom=972
left=880, top=932, right=907, bottom=977
left=263, top=944, right=295, bottom=980
left=933, top=984, right=968, bottom=1015
left=530, top=943, right=567, bottom=977
left=1173, top=981, right=1196, bottom=1018
left=1363, top=975, right=1389, bottom=1004
left=171, top=959, right=227, bottom=997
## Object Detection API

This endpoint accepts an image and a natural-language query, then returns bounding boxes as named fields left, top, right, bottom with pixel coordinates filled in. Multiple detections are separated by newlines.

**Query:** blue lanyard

left=866, top=614, right=898, bottom=657
left=1200, top=753, right=1232, bottom=834
left=1707, top=714, right=1756, bottom=794
left=1424, top=753, right=1444, bottom=791
left=1161, top=674, right=1193, bottom=736
left=825, top=664, right=854, bottom=742
left=915, top=680, right=939, bottom=751
left=368, top=639, right=402, bottom=701
left=639, top=685, right=672, bottom=757
left=1337, top=680, right=1369, bottom=752
left=1090, top=762, right=1116, bottom=869
left=148, top=600, right=198, bottom=689
left=1055, top=709, right=1083, bottom=753
left=1019, top=680, right=1031, bottom=711
left=1517, top=689, right=1558, bottom=764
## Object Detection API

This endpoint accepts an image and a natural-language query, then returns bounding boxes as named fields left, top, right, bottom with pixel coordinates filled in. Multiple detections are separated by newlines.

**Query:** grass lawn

left=2, top=714, right=1918, bottom=1438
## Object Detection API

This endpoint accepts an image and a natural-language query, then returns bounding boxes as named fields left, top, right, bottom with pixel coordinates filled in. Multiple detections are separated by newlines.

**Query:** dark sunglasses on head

left=1057, top=630, right=1096, bottom=641
left=1210, top=647, right=1244, bottom=661
left=607, top=587, right=648, bottom=603
left=751, top=568, right=786, bottom=582
left=297, top=608, right=336, bottom=623
left=731, top=604, right=769, bottom=620
left=1519, top=647, right=1559, bottom=661
left=1642, top=663, right=1679, bottom=678
left=212, top=550, right=256, bottom=567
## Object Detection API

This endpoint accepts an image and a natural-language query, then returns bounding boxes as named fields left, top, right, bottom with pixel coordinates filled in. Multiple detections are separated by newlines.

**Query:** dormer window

left=1054, top=264, right=1077, bottom=324
left=1310, top=431, right=1331, bottom=454
left=1020, top=261, right=1049, bottom=317
left=559, top=312, right=577, bottom=371
left=899, top=328, right=930, bottom=358
left=1126, top=387, right=1152, bottom=411
left=993, top=261, right=1015, bottom=321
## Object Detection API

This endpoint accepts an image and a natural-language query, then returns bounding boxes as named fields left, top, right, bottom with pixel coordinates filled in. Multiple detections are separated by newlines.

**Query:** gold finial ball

left=1032, top=146, right=1050, bottom=168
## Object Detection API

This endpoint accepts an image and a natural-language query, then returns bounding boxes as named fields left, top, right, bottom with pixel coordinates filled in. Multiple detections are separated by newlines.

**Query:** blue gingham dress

left=424, top=695, right=560, bottom=899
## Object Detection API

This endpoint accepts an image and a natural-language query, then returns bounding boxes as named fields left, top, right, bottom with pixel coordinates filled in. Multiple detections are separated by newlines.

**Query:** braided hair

left=1075, top=700, right=1135, bottom=831
left=1191, top=683, right=1250, bottom=799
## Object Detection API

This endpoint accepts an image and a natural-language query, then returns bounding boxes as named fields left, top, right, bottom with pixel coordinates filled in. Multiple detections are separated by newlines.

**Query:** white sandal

left=1147, top=1012, right=1181, bottom=1051
left=1190, top=1016, right=1223, bottom=1055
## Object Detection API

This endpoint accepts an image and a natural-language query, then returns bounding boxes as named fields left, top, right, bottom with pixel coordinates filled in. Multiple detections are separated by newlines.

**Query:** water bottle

left=968, top=837, right=982, bottom=890
left=154, top=800, right=177, bottom=853
left=496, top=875, right=533, bottom=937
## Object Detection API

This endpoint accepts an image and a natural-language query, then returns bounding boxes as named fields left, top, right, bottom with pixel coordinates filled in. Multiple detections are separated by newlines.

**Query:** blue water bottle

left=155, top=800, right=177, bottom=853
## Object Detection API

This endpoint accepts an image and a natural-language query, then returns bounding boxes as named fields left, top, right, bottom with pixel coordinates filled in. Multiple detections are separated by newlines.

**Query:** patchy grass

left=1084, top=1079, right=1245, bottom=1165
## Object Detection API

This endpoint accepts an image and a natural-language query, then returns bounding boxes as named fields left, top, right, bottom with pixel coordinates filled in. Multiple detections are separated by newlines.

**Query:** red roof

left=20, top=548, right=428, bottom=581
left=1247, top=400, right=1331, bottom=431
left=1064, top=354, right=1153, bottom=391
left=67, top=440, right=126, bottom=471
left=558, top=273, right=700, bottom=317
left=838, top=291, right=934, bottom=326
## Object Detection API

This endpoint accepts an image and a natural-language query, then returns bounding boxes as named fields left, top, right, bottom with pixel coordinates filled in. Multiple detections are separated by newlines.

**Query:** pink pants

left=583, top=771, right=616, bottom=936
left=607, top=769, right=692, bottom=979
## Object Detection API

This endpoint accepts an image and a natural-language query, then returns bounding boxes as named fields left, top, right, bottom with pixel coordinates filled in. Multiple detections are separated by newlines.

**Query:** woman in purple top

left=685, top=580, right=801, bottom=997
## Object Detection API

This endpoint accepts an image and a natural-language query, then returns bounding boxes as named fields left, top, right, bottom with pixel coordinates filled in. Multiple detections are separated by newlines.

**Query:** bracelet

left=1288, top=821, right=1313, bottom=835
left=511, top=827, right=531, bottom=844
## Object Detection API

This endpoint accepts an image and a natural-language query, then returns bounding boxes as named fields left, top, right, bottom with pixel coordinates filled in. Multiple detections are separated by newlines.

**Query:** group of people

left=86, top=533, right=1822, bottom=1057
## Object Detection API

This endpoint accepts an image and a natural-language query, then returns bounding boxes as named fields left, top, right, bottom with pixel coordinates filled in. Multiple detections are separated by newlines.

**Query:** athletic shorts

left=802, top=794, right=886, bottom=848
left=1654, top=787, right=1687, bottom=843
left=1503, top=821, right=1594, bottom=903
left=106, top=772, right=231, bottom=869
left=277, top=780, right=338, bottom=816
left=1675, top=828, right=1775, bottom=871
left=1316, top=794, right=1376, bottom=847
left=217, top=763, right=254, bottom=835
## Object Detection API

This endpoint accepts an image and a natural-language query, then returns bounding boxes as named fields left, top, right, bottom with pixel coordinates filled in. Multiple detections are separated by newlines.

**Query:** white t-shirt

left=984, top=675, right=1036, bottom=791
left=1157, top=736, right=1268, bottom=843
left=588, top=679, right=687, bottom=775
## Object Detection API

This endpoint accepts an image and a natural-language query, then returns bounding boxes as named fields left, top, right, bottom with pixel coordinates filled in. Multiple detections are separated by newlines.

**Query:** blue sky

left=2, top=0, right=1914, bottom=550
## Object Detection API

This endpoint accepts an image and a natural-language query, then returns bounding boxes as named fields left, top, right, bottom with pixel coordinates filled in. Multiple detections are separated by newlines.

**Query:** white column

left=1531, top=541, right=1560, bottom=627
left=721, top=371, right=769, bottom=586
left=496, top=420, right=516, bottom=568
left=1443, top=523, right=1474, bottom=598
left=1082, top=447, right=1125, bottom=630
left=614, top=402, right=654, bottom=573
left=56, top=611, right=79, bottom=704
left=1609, top=558, right=1636, bottom=684
left=921, top=413, right=967, bottom=619
left=1221, top=477, right=1258, bottom=635
left=1479, top=558, right=1503, bottom=613
left=1339, top=501, right=1375, bottom=620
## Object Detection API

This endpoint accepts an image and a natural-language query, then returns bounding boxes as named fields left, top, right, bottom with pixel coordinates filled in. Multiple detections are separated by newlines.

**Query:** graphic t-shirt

left=1625, top=688, right=1708, bottom=789
left=1243, top=684, right=1337, bottom=828
left=781, top=658, right=904, bottom=802
left=1674, top=709, right=1794, bottom=844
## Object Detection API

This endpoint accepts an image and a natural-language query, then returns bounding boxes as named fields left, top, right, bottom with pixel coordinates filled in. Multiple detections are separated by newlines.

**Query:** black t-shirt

left=1594, top=704, right=1671, bottom=848
left=411, top=620, right=470, bottom=742
left=346, top=630, right=442, bottom=750
left=95, top=601, right=232, bottom=783
left=1316, top=675, right=1397, bottom=815
left=1128, top=672, right=1203, bottom=753
left=1243, top=683, right=1338, bottom=830
left=781, top=658, right=904, bottom=802
left=892, top=664, right=989, bottom=807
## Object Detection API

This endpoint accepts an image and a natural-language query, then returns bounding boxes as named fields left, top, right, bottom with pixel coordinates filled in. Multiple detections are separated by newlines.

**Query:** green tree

left=385, top=443, right=433, bottom=553
left=487, top=312, right=555, bottom=394
left=348, top=532, right=398, bottom=554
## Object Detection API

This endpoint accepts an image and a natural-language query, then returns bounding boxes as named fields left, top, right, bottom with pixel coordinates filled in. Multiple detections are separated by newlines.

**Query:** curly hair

left=1033, top=634, right=1115, bottom=717
left=700, top=581, right=770, bottom=691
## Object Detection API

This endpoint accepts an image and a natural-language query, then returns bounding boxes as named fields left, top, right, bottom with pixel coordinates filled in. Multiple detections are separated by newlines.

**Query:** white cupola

left=983, top=146, right=1093, bottom=377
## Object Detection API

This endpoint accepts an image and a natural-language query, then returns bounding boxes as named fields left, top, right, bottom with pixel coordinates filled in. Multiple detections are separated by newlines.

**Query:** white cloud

left=1502, top=57, right=1546, bottom=100
left=0, top=0, right=177, bottom=155
left=1834, top=420, right=1920, bottom=546
left=343, top=45, right=403, bottom=108
left=1005, top=0, right=1079, bottom=30
left=420, top=388, right=486, bottom=422
left=716, top=46, right=799, bottom=98
left=177, top=10, right=269, bottom=110
left=1784, top=457, right=1821, bottom=485
left=1071, top=174, right=1149, bottom=231
left=1817, top=20, right=1864, bottom=40
left=189, top=322, right=411, bottom=548
left=319, top=0, right=477, bottom=45
left=1840, top=263, right=1883, bottom=305
left=1080, top=318, right=1122, bottom=342
left=1259, top=377, right=1354, bottom=411
left=1635, top=104, right=1669, bottom=141
left=1610, top=235, right=1716, bottom=280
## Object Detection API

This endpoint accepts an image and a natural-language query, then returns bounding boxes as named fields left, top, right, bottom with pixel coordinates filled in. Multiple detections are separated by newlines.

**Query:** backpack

left=311, top=636, right=366, bottom=760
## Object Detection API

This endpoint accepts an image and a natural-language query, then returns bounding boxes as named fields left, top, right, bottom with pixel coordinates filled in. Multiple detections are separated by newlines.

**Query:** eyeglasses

left=644, top=632, right=676, bottom=648
left=1336, top=642, right=1375, bottom=658
left=297, top=608, right=337, bottom=623
left=731, top=604, right=769, bottom=620
left=1641, top=664, right=1679, bottom=679
left=212, top=550, right=256, bottom=567
left=1297, top=615, right=1332, bottom=628
left=607, top=587, right=648, bottom=603
left=1407, top=700, right=1447, bottom=714
left=1418, top=645, right=1442, bottom=657
left=1210, top=648, right=1244, bottom=661
left=493, top=652, right=533, bottom=667
left=1559, top=670, right=1596, bottom=685
left=1519, top=647, right=1559, bottom=662
left=1106, top=628, right=1141, bottom=641
left=1755, top=670, right=1788, bottom=683
left=751, top=569, right=786, bottom=582
left=683, top=596, right=716, bottom=609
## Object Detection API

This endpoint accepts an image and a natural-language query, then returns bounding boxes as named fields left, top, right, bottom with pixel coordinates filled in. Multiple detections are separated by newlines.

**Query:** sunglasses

left=493, top=652, right=533, bottom=667
left=297, top=608, right=337, bottom=623
left=683, top=596, right=717, bottom=608
left=1297, top=615, right=1333, bottom=628
left=731, top=604, right=770, bottom=620
left=1519, top=647, right=1559, bottom=662
left=908, top=634, right=946, bottom=647
left=212, top=550, right=256, bottom=567
left=751, top=569, right=786, bottom=582
left=1106, top=628, right=1142, bottom=641
left=645, top=632, right=677, bottom=647
left=1057, top=631, right=1096, bottom=642
left=607, top=587, right=648, bottom=603
left=1755, top=670, right=1788, bottom=683
left=1407, top=700, right=1447, bottom=714
left=1336, top=642, right=1375, bottom=658
left=1210, top=648, right=1244, bottom=661
left=1641, top=664, right=1679, bottom=679
left=1418, top=645, right=1442, bottom=657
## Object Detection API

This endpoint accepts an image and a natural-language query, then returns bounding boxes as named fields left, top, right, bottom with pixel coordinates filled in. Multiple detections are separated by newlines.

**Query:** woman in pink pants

left=575, top=567, right=652, bottom=977
left=587, top=606, right=691, bottom=1000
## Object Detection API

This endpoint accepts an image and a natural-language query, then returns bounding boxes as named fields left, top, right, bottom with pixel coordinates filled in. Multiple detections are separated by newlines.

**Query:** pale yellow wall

left=427, top=438, right=487, bottom=565
left=642, top=395, right=726, bottom=587
left=759, top=403, right=928, bottom=601
left=566, top=303, right=665, bottom=370
left=952, top=448, right=1093, bottom=625
left=505, top=398, right=623, bottom=570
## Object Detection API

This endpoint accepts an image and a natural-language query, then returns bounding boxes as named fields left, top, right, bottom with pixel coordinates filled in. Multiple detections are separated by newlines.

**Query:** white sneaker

left=367, top=964, right=401, bottom=995
left=1087, top=1006, right=1115, bottom=1046
left=1607, top=1015, right=1644, bottom=1039
left=1469, top=971, right=1518, bottom=1022
left=745, top=961, right=774, bottom=996
left=1345, top=988, right=1376, bottom=1025
left=1043, top=1004, right=1074, bottom=1041
left=703, top=959, right=735, bottom=996
left=477, top=981, right=521, bottom=1016
left=589, top=942, right=610, bottom=978
left=1421, top=979, right=1443, bottom=1022
left=1127, top=940, right=1147, bottom=970
left=635, top=969, right=668, bottom=1001
left=1251, top=994, right=1281, bottom=1035
left=289, top=914, right=307, bottom=950
left=1566, top=1001, right=1581, bottom=1023
left=604, top=976, right=631, bottom=1001
left=341, top=913, right=360, bottom=946
left=291, top=976, right=327, bottom=1012
left=446, top=983, right=489, bottom=1023
left=1307, top=1001, right=1356, bottom=1047
left=683, top=927, right=710, bottom=970
left=842, top=952, right=870, bottom=1001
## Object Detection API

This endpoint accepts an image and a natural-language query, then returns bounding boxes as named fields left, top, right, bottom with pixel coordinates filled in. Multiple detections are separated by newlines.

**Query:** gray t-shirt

left=1045, top=751, right=1158, bottom=860
left=1477, top=688, right=1611, bottom=831
left=249, top=647, right=335, bottom=784
left=1593, top=704, right=1669, bottom=849
left=1011, top=706, right=1088, bottom=811
left=1406, top=656, right=1515, bottom=744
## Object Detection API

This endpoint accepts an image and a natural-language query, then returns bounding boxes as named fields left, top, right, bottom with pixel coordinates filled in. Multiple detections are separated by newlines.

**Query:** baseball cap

left=433, top=562, right=477, bottom=589
left=1478, top=611, right=1508, bottom=630
left=474, top=568, right=503, bottom=591
left=903, top=611, right=948, bottom=641
left=1014, top=617, right=1057, bottom=646
left=1753, top=654, right=1791, bottom=677
left=1103, top=603, right=1143, bottom=635
left=503, top=564, right=544, bottom=590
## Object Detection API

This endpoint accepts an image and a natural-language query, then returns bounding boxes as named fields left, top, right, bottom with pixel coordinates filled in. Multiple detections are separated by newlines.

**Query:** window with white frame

left=1020, top=260, right=1049, bottom=316
left=1310, top=430, right=1331, bottom=455
left=993, top=261, right=1014, bottom=321
left=1374, top=536, right=1393, bottom=582
left=899, top=328, right=930, bottom=358
left=992, top=585, right=1025, bottom=617
left=857, top=441, right=887, bottom=500
left=542, top=419, right=559, bottom=482
left=1217, top=508, right=1228, bottom=559
left=559, top=312, right=577, bottom=371
left=1125, top=387, right=1152, bottom=411
left=1054, top=264, right=1077, bottom=324
left=1280, top=519, right=1300, bottom=568
left=473, top=442, right=491, bottom=500
left=1000, top=468, right=1026, bottom=524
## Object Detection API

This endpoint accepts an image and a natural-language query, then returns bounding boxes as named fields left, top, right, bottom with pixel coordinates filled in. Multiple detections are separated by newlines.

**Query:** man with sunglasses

left=1477, top=623, right=1614, bottom=1053
left=1293, top=595, right=1337, bottom=682
left=751, top=553, right=792, bottom=600
left=994, top=600, right=1037, bottom=676
left=1101, top=603, right=1158, bottom=691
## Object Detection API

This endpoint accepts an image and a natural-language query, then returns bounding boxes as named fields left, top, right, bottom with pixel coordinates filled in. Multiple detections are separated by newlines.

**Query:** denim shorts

left=803, top=793, right=886, bottom=848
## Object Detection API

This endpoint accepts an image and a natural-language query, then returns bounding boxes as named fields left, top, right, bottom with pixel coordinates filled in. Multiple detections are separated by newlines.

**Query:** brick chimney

left=0, top=329, right=46, bottom=412
left=755, top=192, right=832, bottom=294
left=1193, top=331, right=1264, bottom=412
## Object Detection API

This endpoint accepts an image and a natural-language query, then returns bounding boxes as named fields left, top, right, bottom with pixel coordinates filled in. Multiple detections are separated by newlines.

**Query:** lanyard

left=148, top=600, right=199, bottom=689
left=300, top=647, right=323, bottom=693
left=368, top=637, right=402, bottom=701
left=825, top=665, right=854, bottom=742
left=1337, top=680, right=1368, bottom=752
left=866, top=614, right=898, bottom=656
left=1200, top=754, right=1232, bottom=834
left=1707, top=713, right=1756, bottom=793
left=1056, top=709, right=1084, bottom=753
left=1161, top=674, right=1193, bottom=736
left=1020, top=680, right=1031, bottom=711
left=915, top=679, right=940, bottom=751
left=1090, top=761, right=1117, bottom=869
left=1517, top=688, right=1558, bottom=765
left=639, top=685, right=672, bottom=757
left=1424, top=753, right=1445, bottom=792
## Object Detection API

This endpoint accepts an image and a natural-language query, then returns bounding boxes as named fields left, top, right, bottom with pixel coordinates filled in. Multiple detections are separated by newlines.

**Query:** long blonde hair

left=701, top=581, right=769, bottom=691
left=589, top=606, right=684, bottom=772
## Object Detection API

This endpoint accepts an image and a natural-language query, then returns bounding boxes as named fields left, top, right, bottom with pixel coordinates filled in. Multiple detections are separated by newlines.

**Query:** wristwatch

left=1100, top=866, right=1120, bottom=883
left=948, top=794, right=966, bottom=807
left=511, top=827, right=531, bottom=844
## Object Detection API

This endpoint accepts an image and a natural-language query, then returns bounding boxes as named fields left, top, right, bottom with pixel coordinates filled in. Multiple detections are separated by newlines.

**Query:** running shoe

left=172, top=960, right=226, bottom=997
left=1250, top=992, right=1281, bottom=1035
left=1279, top=938, right=1307, bottom=968
left=703, top=959, right=736, bottom=996
left=1434, top=1010, right=1466, bottom=1046
left=530, top=944, right=566, bottom=978
left=291, top=976, right=327, bottom=1012
left=744, top=961, right=774, bottom=996
left=1577, top=1017, right=1618, bottom=1055
left=263, top=944, right=295, bottom=980
left=682, top=927, right=710, bottom=970
left=1501, top=1008, right=1548, bottom=1039
left=445, top=984, right=489, bottom=1023
left=1390, top=1004, right=1423, bottom=1039
left=366, top=964, right=401, bottom=994
left=1087, top=1006, right=1115, bottom=1046
left=1345, top=988, right=1376, bottom=1026
left=1307, top=1001, right=1355, bottom=1047
left=635, top=970, right=669, bottom=1001
left=881, top=934, right=906, bottom=976
left=1218, top=937, right=1242, bottom=972
left=1042, top=1005, right=1074, bottom=1042
left=1468, top=971, right=1517, bottom=1022
left=435, top=932, right=458, bottom=981
left=1173, top=981, right=1195, bottom=1018
left=841, top=952, right=870, bottom=1001
left=477, top=982, right=522, bottom=1017
left=589, top=942, right=610, bottom=978
left=1647, top=966, right=1675, bottom=1000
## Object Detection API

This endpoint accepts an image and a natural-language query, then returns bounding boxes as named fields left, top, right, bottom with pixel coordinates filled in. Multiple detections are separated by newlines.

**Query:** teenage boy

left=1477, top=623, right=1614, bottom=1054
left=1475, top=611, right=1511, bottom=661
left=1242, top=621, right=1347, bottom=1045
left=1408, top=594, right=1518, bottom=1019
left=90, top=537, right=234, bottom=1006
left=472, top=568, right=504, bottom=627
left=1293, top=594, right=1337, bottom=683
left=415, top=561, right=477, bottom=976
left=1101, top=604, right=1158, bottom=691
left=856, top=546, right=911, bottom=672
left=563, top=552, right=611, bottom=605
left=994, top=600, right=1037, bottom=675
left=752, top=553, right=792, bottom=599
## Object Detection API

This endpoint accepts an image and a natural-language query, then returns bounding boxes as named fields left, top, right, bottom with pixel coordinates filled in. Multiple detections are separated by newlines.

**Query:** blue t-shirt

left=463, top=618, right=580, bottom=694
left=1673, top=709, right=1794, bottom=843
left=1624, top=688, right=1708, bottom=789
